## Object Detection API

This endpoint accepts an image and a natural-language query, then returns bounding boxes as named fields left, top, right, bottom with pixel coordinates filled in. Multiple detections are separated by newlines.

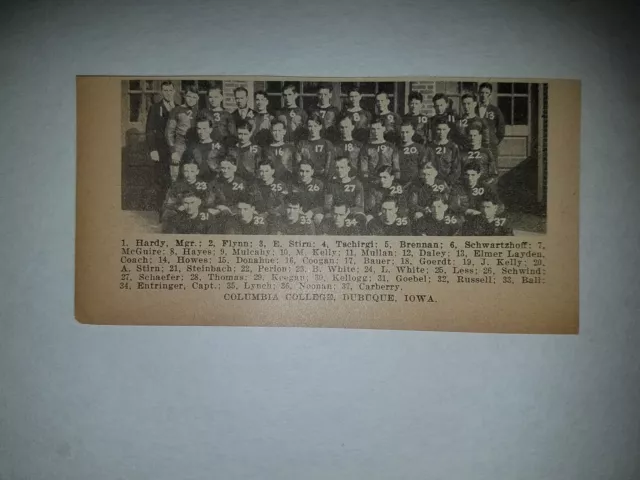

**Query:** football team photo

left=120, top=77, right=548, bottom=236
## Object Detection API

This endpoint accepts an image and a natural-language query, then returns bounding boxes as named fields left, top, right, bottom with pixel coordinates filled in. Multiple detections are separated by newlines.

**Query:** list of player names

left=118, top=237, right=547, bottom=301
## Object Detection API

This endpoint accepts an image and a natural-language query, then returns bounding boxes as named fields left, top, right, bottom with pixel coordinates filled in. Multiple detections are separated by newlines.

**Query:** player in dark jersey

left=367, top=197, right=411, bottom=236
left=406, top=160, right=450, bottom=222
left=341, top=85, right=373, bottom=144
left=204, top=84, right=235, bottom=146
left=426, top=118, right=461, bottom=187
left=270, top=194, right=316, bottom=235
left=167, top=192, right=218, bottom=234
left=183, top=116, right=225, bottom=182
left=366, top=164, right=407, bottom=220
left=325, top=156, right=365, bottom=215
left=460, top=126, right=498, bottom=184
left=450, top=160, right=498, bottom=218
left=428, top=93, right=459, bottom=144
left=231, top=86, right=256, bottom=134
left=166, top=84, right=200, bottom=182
left=454, top=93, right=490, bottom=151
left=461, top=192, right=513, bottom=236
left=161, top=159, right=212, bottom=232
left=276, top=83, right=308, bottom=143
left=374, top=91, right=402, bottom=144
left=319, top=199, right=365, bottom=236
left=227, top=120, right=263, bottom=181
left=359, top=120, right=400, bottom=184
left=263, top=120, right=297, bottom=183
left=252, top=90, right=275, bottom=147
left=208, top=157, right=255, bottom=231
left=296, top=116, right=335, bottom=179
left=403, top=91, right=429, bottom=144
left=290, top=160, right=325, bottom=226
left=307, top=83, right=340, bottom=142
left=477, top=82, right=506, bottom=165
left=224, top=193, right=268, bottom=235
left=398, top=122, right=427, bottom=184
left=255, top=159, right=289, bottom=220
left=332, top=116, right=363, bottom=177
left=413, top=193, right=463, bottom=236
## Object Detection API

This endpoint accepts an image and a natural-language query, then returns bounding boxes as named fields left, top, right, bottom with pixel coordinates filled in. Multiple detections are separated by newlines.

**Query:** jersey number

left=195, top=181, right=208, bottom=191
left=344, top=184, right=355, bottom=192
left=435, top=147, right=446, bottom=155
left=232, top=182, right=244, bottom=191
left=213, top=112, right=221, bottom=121
left=444, top=215, right=457, bottom=225
left=314, top=144, right=324, bottom=153
left=346, top=219, right=358, bottom=227
left=472, top=187, right=485, bottom=196
left=199, top=212, right=209, bottom=221
left=352, top=112, right=360, bottom=122
left=254, top=216, right=265, bottom=225
left=270, top=183, right=283, bottom=192
left=307, top=184, right=320, bottom=192
left=494, top=218, right=506, bottom=226
left=395, top=217, right=408, bottom=226
left=431, top=184, right=445, bottom=192
left=390, top=185, right=403, bottom=195
left=403, top=146, right=418, bottom=155
left=467, top=151, right=481, bottom=159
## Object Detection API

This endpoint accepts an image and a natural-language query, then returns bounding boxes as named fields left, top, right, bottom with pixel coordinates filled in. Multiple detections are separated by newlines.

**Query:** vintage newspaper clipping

left=76, top=76, right=579, bottom=333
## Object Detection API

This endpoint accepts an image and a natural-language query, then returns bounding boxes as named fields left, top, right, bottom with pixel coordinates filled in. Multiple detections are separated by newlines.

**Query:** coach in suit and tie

left=146, top=80, right=176, bottom=216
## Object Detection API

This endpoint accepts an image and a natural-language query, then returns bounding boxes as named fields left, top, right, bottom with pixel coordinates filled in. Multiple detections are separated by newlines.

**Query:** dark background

left=2, top=0, right=640, bottom=479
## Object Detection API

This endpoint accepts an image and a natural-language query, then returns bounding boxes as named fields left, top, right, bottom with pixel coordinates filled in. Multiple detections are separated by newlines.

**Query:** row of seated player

left=171, top=114, right=497, bottom=187
left=161, top=157, right=510, bottom=236
left=165, top=191, right=513, bottom=236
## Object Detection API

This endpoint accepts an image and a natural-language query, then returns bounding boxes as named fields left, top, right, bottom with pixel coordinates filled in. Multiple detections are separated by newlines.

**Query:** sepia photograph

left=121, top=78, right=548, bottom=237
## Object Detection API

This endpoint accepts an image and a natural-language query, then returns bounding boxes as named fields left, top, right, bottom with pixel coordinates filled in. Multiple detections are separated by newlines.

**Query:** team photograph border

left=120, top=76, right=548, bottom=237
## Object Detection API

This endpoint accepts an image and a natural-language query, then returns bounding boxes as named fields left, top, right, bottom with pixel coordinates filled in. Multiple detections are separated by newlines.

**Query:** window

left=127, top=80, right=159, bottom=123
left=339, top=82, right=401, bottom=113
left=264, top=81, right=319, bottom=111
left=497, top=82, right=529, bottom=125
left=181, top=80, right=215, bottom=109
left=433, top=81, right=478, bottom=113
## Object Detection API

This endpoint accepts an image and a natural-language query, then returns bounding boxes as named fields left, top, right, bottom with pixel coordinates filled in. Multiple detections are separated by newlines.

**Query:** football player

left=252, top=90, right=275, bottom=147
left=359, top=120, right=400, bottom=184
left=165, top=84, right=199, bottom=182
left=398, top=121, right=427, bottom=184
left=308, top=83, right=340, bottom=141
left=461, top=192, right=513, bottom=236
left=454, top=93, right=490, bottom=151
left=325, top=156, right=364, bottom=215
left=425, top=119, right=461, bottom=186
left=406, top=160, right=450, bottom=222
left=428, top=93, right=459, bottom=143
left=231, top=86, right=256, bottom=130
left=183, top=116, right=225, bottom=182
left=146, top=80, right=175, bottom=215
left=161, top=159, right=211, bottom=232
left=332, top=116, right=363, bottom=177
left=204, top=84, right=236, bottom=145
left=450, top=160, right=497, bottom=218
left=319, top=199, right=365, bottom=236
left=366, top=164, right=407, bottom=220
left=367, top=197, right=411, bottom=236
left=255, top=159, right=289, bottom=219
left=224, top=194, right=268, bottom=235
left=209, top=157, right=254, bottom=219
left=270, top=194, right=316, bottom=235
left=167, top=192, right=218, bottom=234
left=413, top=194, right=462, bottom=236
left=296, top=115, right=335, bottom=179
left=290, top=160, right=325, bottom=226
left=477, top=82, right=506, bottom=164
left=276, top=83, right=308, bottom=143
left=227, top=120, right=263, bottom=180
left=341, top=85, right=372, bottom=144
left=374, top=91, right=401, bottom=144
left=263, top=120, right=297, bottom=183
left=460, top=125, right=498, bottom=184
left=403, top=91, right=429, bottom=144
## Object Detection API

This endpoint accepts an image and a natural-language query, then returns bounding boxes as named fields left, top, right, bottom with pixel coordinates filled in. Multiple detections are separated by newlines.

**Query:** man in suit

left=145, top=80, right=176, bottom=217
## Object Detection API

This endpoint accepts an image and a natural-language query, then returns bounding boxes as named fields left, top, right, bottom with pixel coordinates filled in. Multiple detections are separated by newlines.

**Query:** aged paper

left=76, top=76, right=579, bottom=333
